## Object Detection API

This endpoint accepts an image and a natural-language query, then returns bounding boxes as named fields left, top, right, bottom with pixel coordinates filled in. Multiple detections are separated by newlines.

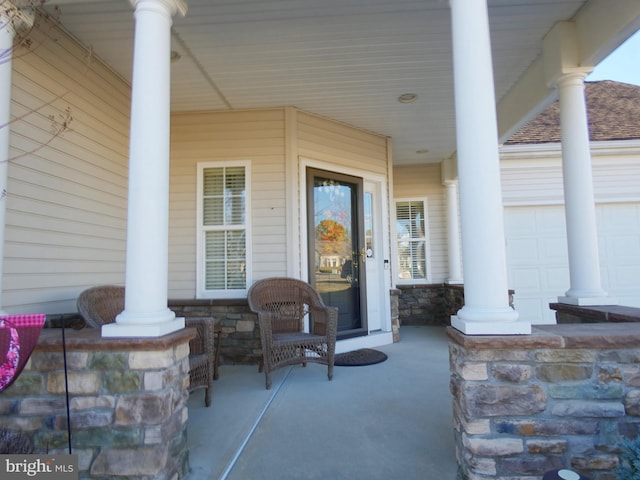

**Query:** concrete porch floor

left=186, top=326, right=457, bottom=480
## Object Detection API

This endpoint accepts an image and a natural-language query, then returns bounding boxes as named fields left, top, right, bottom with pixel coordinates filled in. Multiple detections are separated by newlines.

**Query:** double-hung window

left=197, top=162, right=251, bottom=298
left=395, top=198, right=430, bottom=283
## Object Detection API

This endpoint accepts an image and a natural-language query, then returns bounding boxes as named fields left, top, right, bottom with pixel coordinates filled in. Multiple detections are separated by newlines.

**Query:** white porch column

left=444, top=180, right=463, bottom=284
left=103, top=0, right=187, bottom=337
left=449, top=0, right=529, bottom=334
left=0, top=12, right=14, bottom=315
left=0, top=6, right=32, bottom=315
left=555, top=72, right=614, bottom=306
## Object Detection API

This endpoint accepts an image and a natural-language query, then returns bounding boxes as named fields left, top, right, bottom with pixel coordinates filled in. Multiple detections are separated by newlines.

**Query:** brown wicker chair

left=76, top=285, right=221, bottom=406
left=247, top=277, right=338, bottom=389
left=76, top=285, right=125, bottom=329
left=183, top=316, right=219, bottom=407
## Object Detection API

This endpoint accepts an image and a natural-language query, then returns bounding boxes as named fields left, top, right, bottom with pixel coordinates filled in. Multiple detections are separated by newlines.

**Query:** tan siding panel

left=170, top=109, right=287, bottom=297
left=393, top=164, right=448, bottom=283
left=297, top=111, right=388, bottom=174
left=5, top=22, right=130, bottom=314
left=501, top=151, right=640, bottom=205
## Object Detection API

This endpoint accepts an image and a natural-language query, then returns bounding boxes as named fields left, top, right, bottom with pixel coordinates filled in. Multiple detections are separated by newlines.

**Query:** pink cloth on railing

left=0, top=314, right=45, bottom=392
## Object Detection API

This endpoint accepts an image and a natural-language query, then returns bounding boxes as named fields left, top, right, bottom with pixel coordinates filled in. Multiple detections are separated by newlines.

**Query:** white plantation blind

left=201, top=165, right=247, bottom=292
left=396, top=199, right=428, bottom=281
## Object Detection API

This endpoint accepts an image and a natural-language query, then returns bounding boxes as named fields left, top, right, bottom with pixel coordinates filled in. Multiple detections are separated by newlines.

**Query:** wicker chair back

left=76, top=285, right=124, bottom=328
left=247, top=277, right=338, bottom=389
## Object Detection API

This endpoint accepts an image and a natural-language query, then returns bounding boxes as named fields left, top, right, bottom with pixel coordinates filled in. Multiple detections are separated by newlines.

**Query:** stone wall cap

left=36, top=327, right=196, bottom=352
left=549, top=303, right=640, bottom=322
left=448, top=322, right=640, bottom=350
left=537, top=322, right=640, bottom=349
left=447, top=326, right=564, bottom=349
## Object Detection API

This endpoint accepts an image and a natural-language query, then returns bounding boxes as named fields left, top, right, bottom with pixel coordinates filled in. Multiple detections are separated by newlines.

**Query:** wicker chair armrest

left=255, top=310, right=276, bottom=344
left=310, top=305, right=338, bottom=336
left=185, top=317, right=216, bottom=357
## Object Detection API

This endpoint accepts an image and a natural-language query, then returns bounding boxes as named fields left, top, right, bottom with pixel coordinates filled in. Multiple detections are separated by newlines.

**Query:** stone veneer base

left=448, top=322, right=640, bottom=480
left=0, top=327, right=195, bottom=479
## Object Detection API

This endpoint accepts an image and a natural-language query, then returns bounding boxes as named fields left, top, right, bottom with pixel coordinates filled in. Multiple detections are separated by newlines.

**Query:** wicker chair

left=247, top=277, right=338, bottom=389
left=76, top=285, right=125, bottom=328
left=183, top=316, right=218, bottom=407
left=76, top=285, right=220, bottom=406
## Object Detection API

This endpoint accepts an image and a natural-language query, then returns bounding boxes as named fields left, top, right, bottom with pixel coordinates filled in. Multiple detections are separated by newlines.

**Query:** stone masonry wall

left=448, top=323, right=640, bottom=480
left=0, top=328, right=194, bottom=479
left=397, top=284, right=465, bottom=326
left=169, top=289, right=403, bottom=365
left=169, top=299, right=262, bottom=365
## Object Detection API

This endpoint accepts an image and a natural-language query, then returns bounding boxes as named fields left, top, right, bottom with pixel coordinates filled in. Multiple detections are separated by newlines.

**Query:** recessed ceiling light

left=416, top=149, right=429, bottom=154
left=398, top=93, right=418, bottom=103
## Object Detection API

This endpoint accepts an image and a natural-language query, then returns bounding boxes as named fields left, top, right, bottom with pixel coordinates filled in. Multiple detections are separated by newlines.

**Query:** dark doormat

left=334, top=348, right=388, bottom=367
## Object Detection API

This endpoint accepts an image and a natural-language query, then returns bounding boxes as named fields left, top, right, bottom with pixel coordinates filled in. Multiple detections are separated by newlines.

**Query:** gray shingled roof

left=505, top=80, right=640, bottom=144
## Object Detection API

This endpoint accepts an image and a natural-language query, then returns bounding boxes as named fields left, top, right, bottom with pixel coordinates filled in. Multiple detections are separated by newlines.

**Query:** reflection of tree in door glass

left=314, top=179, right=354, bottom=295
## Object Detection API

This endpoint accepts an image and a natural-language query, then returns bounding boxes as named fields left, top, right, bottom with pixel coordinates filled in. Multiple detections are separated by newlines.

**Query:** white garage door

left=505, top=203, right=640, bottom=324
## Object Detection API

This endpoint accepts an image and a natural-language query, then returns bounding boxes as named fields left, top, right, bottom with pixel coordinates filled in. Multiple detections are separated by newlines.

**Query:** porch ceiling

left=47, top=0, right=638, bottom=165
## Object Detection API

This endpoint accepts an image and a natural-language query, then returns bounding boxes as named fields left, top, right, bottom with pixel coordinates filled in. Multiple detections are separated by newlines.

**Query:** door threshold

left=335, top=331, right=393, bottom=354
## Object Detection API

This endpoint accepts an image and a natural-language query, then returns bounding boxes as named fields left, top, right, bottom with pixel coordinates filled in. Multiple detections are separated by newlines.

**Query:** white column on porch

left=444, top=180, right=463, bottom=284
left=448, top=0, right=530, bottom=334
left=555, top=72, right=614, bottom=306
left=103, top=0, right=187, bottom=337
left=0, top=7, right=33, bottom=314
left=0, top=12, right=14, bottom=315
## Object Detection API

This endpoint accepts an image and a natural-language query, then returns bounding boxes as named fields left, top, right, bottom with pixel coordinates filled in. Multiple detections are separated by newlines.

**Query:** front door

left=307, top=168, right=367, bottom=339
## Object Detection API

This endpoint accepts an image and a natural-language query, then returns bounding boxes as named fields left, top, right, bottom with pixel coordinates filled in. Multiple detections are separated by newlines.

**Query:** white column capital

left=543, top=21, right=594, bottom=87
left=554, top=70, right=591, bottom=88
left=1, top=3, right=35, bottom=39
left=130, top=0, right=187, bottom=17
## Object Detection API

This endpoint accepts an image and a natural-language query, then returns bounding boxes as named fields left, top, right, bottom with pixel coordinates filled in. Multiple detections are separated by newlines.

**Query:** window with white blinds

left=395, top=198, right=430, bottom=282
left=198, top=162, right=250, bottom=297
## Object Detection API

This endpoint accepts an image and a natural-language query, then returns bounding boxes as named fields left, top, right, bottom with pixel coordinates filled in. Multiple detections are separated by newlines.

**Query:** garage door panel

left=511, top=267, right=541, bottom=289
left=600, top=204, right=640, bottom=230
left=512, top=296, right=556, bottom=324
left=537, top=208, right=566, bottom=233
left=604, top=235, right=640, bottom=260
left=544, top=267, right=569, bottom=290
left=506, top=203, right=640, bottom=325
left=610, top=265, right=640, bottom=286
left=540, top=237, right=568, bottom=260
left=507, top=238, right=539, bottom=262
left=505, top=209, right=539, bottom=234
left=512, top=298, right=544, bottom=323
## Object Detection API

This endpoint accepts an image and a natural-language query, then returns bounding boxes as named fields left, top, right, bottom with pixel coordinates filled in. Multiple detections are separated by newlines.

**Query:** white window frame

left=196, top=161, right=252, bottom=299
left=394, top=197, right=432, bottom=284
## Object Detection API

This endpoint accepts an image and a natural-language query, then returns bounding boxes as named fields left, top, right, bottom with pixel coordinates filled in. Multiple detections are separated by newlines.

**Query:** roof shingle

left=505, top=80, right=640, bottom=144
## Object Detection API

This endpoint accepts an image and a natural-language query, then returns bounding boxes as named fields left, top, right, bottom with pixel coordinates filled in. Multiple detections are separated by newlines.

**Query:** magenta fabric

left=0, top=314, right=45, bottom=392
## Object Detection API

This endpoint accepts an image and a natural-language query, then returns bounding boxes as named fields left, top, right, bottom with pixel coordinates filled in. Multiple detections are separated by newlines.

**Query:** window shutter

left=201, top=165, right=248, bottom=292
left=395, top=200, right=428, bottom=281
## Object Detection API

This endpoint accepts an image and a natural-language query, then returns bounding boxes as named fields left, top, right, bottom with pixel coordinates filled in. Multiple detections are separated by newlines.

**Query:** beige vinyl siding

left=501, top=159, right=565, bottom=206
left=169, top=109, right=287, bottom=297
left=297, top=111, right=389, bottom=175
left=5, top=19, right=130, bottom=314
left=501, top=143, right=640, bottom=206
left=392, top=163, right=448, bottom=283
